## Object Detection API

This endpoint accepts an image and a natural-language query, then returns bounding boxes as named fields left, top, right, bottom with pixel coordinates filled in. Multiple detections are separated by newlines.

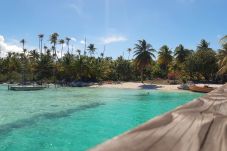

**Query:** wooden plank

left=91, top=84, right=227, bottom=151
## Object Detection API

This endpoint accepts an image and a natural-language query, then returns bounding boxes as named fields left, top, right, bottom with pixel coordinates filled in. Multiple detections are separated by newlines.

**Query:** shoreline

left=89, top=82, right=223, bottom=91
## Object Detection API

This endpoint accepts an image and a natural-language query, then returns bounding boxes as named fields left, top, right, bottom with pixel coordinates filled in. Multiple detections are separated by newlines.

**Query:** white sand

left=90, top=82, right=223, bottom=91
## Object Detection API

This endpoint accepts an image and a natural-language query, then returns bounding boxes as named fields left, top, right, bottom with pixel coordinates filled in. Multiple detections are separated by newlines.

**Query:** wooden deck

left=91, top=84, right=227, bottom=151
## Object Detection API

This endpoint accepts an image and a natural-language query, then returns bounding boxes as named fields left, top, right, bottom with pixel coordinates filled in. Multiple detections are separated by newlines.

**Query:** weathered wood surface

left=91, top=84, right=227, bottom=151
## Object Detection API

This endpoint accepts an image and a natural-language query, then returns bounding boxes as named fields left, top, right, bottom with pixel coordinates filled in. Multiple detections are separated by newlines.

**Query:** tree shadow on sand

left=138, top=84, right=162, bottom=90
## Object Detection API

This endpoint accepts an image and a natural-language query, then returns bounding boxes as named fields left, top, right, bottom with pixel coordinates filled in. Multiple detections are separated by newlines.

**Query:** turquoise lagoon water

left=0, top=85, right=203, bottom=151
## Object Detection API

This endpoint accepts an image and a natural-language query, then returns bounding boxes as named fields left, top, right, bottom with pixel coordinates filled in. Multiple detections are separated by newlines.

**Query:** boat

left=189, top=85, right=214, bottom=93
left=8, top=85, right=46, bottom=91
left=178, top=84, right=189, bottom=90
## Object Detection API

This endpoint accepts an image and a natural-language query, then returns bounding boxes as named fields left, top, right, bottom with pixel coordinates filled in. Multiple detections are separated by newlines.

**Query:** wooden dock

left=91, top=84, right=227, bottom=151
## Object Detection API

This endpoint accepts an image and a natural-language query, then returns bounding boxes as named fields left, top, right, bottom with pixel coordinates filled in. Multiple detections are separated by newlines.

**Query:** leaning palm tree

left=134, top=39, right=156, bottom=83
left=20, top=39, right=26, bottom=53
left=49, top=33, right=59, bottom=57
left=127, top=48, right=132, bottom=60
left=59, top=39, right=65, bottom=58
left=217, top=43, right=227, bottom=74
left=220, top=35, right=227, bottom=46
left=65, top=37, right=71, bottom=54
left=87, top=44, right=96, bottom=56
left=38, top=34, right=44, bottom=54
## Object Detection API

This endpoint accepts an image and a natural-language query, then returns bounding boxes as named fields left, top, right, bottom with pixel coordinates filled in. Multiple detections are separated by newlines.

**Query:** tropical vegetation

left=0, top=33, right=227, bottom=84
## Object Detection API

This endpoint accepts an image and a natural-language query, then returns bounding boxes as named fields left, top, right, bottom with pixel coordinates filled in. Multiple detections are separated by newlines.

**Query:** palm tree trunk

left=41, top=39, right=43, bottom=55
left=61, top=44, right=63, bottom=58
left=141, top=69, right=144, bottom=83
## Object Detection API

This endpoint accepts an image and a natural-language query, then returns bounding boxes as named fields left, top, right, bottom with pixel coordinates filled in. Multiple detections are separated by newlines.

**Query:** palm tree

left=20, top=39, right=26, bottom=53
left=65, top=37, right=71, bottom=53
left=134, top=39, right=156, bottom=83
left=59, top=39, right=65, bottom=58
left=217, top=43, right=227, bottom=74
left=87, top=44, right=96, bottom=56
left=220, top=35, right=227, bottom=46
left=100, top=53, right=104, bottom=58
left=127, top=48, right=132, bottom=60
left=158, top=45, right=173, bottom=72
left=43, top=46, right=48, bottom=54
left=38, top=34, right=44, bottom=54
left=197, top=39, right=212, bottom=51
left=174, top=44, right=192, bottom=63
left=49, top=33, right=59, bottom=57
left=77, top=49, right=81, bottom=58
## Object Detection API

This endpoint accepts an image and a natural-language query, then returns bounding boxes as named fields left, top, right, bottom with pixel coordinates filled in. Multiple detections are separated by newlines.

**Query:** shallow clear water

left=0, top=85, right=203, bottom=151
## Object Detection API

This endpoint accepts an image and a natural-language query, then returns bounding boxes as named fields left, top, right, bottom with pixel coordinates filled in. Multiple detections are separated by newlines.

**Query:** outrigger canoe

left=189, top=85, right=214, bottom=93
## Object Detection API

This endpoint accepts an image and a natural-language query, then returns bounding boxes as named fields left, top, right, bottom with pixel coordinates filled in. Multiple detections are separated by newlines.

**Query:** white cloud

left=101, top=35, right=127, bottom=44
left=71, top=37, right=77, bottom=42
left=69, top=0, right=84, bottom=16
left=0, top=35, right=23, bottom=57
left=80, top=40, right=85, bottom=44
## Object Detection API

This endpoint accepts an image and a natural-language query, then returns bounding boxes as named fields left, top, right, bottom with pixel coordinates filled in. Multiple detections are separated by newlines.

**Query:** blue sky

left=0, top=0, right=226, bottom=58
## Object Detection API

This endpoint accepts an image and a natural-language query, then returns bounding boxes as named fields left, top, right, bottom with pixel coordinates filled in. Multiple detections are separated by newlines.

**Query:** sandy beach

left=90, top=82, right=223, bottom=91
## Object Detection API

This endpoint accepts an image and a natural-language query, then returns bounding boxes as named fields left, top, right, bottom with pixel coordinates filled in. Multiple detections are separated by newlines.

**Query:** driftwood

left=91, top=84, right=227, bottom=151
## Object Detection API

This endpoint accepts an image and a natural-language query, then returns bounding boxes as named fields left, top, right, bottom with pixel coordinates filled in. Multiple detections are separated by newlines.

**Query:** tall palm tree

left=65, top=37, right=71, bottom=53
left=87, top=44, right=96, bottom=56
left=217, top=43, right=227, bottom=74
left=49, top=33, right=59, bottom=57
left=174, top=44, right=192, bottom=63
left=127, top=48, right=132, bottom=60
left=59, top=39, right=65, bottom=58
left=20, top=39, right=26, bottom=53
left=158, top=45, right=173, bottom=72
left=197, top=39, right=212, bottom=51
left=134, top=39, right=156, bottom=83
left=38, top=34, right=44, bottom=54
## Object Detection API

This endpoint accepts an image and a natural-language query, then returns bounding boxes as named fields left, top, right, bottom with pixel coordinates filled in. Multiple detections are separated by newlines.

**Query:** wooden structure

left=91, top=84, right=227, bottom=151
left=189, top=85, right=214, bottom=93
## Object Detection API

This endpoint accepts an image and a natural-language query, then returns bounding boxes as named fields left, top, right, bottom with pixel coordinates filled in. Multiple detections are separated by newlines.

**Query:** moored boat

left=9, top=85, right=46, bottom=91
left=189, top=85, right=214, bottom=93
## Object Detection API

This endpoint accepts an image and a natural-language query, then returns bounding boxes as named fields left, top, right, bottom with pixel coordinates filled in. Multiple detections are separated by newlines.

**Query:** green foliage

left=184, top=49, right=218, bottom=80
left=0, top=35, right=226, bottom=84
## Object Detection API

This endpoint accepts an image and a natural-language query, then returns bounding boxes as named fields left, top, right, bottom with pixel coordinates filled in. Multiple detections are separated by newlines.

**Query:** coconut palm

left=220, top=35, right=227, bottom=46
left=134, top=39, right=156, bottom=83
left=43, top=46, right=48, bottom=54
left=197, top=39, right=212, bottom=51
left=217, top=43, right=227, bottom=74
left=77, top=49, right=81, bottom=58
left=174, top=44, right=192, bottom=63
left=20, top=39, right=26, bottom=53
left=65, top=37, right=71, bottom=53
left=59, top=39, right=65, bottom=58
left=158, top=45, right=173, bottom=72
left=38, top=34, right=44, bottom=54
left=127, top=48, right=132, bottom=60
left=87, top=44, right=96, bottom=56
left=49, top=33, right=59, bottom=57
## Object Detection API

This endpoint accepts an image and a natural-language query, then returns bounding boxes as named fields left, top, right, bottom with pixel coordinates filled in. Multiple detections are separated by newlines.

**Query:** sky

left=0, top=0, right=226, bottom=58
